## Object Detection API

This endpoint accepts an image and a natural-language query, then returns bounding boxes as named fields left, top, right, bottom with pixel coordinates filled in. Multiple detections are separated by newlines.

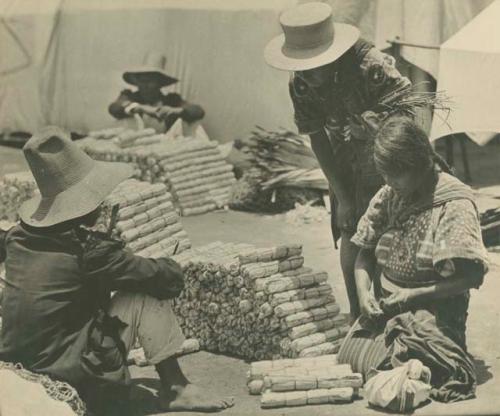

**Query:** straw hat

left=19, top=127, right=133, bottom=227
left=264, top=2, right=359, bottom=71
left=123, top=51, right=178, bottom=87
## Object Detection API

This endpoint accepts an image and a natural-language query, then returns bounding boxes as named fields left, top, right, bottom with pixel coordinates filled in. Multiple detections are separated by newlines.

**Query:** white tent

left=430, top=0, right=500, bottom=143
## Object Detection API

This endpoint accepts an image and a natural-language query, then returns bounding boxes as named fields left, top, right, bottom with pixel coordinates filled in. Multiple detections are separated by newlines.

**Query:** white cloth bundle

left=365, top=359, right=432, bottom=413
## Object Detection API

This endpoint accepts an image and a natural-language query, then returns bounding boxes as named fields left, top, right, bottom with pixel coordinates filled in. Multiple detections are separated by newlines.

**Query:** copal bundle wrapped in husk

left=247, top=355, right=362, bottom=408
left=170, top=242, right=348, bottom=361
left=97, top=179, right=191, bottom=257
left=79, top=130, right=235, bottom=216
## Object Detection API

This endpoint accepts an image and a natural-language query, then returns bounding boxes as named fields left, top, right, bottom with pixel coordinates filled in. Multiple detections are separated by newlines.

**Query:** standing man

left=265, top=2, right=415, bottom=321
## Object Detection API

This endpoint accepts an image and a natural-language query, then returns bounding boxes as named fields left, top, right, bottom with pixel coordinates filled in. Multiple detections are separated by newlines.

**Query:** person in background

left=337, top=116, right=488, bottom=404
left=264, top=2, right=416, bottom=322
left=0, top=127, right=233, bottom=413
left=109, top=52, right=205, bottom=134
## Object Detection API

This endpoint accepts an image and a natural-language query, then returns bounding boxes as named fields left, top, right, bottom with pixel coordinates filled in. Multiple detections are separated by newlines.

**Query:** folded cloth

left=380, top=309, right=477, bottom=402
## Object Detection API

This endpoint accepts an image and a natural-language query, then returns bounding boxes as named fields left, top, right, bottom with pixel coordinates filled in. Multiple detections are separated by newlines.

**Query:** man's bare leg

left=340, top=230, right=361, bottom=323
left=157, top=356, right=234, bottom=412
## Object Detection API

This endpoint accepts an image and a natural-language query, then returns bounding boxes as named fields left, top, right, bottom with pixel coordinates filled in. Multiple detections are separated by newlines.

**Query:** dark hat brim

left=123, top=68, right=178, bottom=87
left=18, top=161, right=134, bottom=227
left=264, top=23, right=359, bottom=71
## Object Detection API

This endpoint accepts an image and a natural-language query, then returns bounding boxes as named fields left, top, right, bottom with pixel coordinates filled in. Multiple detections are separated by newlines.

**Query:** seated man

left=109, top=52, right=205, bottom=133
left=0, top=127, right=232, bottom=413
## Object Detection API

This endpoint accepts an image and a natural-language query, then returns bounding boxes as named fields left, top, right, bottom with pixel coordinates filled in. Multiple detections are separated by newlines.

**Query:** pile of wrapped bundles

left=171, top=242, right=349, bottom=361
left=98, top=178, right=202, bottom=361
left=79, top=127, right=236, bottom=216
left=98, top=179, right=191, bottom=257
left=0, top=172, right=38, bottom=221
left=247, top=355, right=362, bottom=408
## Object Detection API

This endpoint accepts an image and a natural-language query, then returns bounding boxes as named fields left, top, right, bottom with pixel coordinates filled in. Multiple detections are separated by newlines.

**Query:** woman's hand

left=359, top=291, right=383, bottom=319
left=380, top=288, right=414, bottom=314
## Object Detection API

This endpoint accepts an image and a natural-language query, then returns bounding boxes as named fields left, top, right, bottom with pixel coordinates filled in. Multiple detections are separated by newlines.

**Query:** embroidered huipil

left=351, top=172, right=489, bottom=345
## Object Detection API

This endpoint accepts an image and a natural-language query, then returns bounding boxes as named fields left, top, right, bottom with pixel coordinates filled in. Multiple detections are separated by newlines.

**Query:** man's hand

left=337, top=199, right=356, bottom=232
left=156, top=106, right=184, bottom=120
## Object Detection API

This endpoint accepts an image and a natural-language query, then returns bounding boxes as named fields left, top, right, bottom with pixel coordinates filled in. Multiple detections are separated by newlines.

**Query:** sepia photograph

left=0, top=0, right=499, bottom=415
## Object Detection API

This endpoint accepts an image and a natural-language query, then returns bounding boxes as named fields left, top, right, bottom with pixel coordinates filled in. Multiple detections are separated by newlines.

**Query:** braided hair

left=374, top=116, right=453, bottom=177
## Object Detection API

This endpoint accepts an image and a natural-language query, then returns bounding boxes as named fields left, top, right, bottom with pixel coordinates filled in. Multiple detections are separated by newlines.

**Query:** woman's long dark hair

left=374, top=116, right=452, bottom=177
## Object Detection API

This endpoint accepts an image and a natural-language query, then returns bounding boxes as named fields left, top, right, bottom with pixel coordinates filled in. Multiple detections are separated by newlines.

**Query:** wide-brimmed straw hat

left=264, top=2, right=359, bottom=71
left=123, top=51, right=178, bottom=87
left=19, top=127, right=133, bottom=227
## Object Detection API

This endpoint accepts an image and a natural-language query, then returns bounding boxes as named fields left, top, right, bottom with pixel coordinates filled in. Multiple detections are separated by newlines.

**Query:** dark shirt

left=0, top=224, right=184, bottom=389
left=289, top=38, right=412, bottom=143
left=289, top=38, right=413, bottom=228
left=109, top=89, right=205, bottom=131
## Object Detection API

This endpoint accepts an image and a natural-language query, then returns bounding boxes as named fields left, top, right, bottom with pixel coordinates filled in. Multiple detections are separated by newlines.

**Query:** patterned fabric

left=340, top=173, right=488, bottom=403
left=352, top=172, right=489, bottom=286
left=337, top=317, right=388, bottom=380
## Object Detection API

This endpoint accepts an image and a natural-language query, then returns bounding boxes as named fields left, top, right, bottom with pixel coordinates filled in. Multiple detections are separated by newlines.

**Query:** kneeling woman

left=338, top=117, right=488, bottom=403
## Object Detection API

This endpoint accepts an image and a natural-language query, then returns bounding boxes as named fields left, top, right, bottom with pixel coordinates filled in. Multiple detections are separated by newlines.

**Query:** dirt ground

left=1, top=140, right=499, bottom=416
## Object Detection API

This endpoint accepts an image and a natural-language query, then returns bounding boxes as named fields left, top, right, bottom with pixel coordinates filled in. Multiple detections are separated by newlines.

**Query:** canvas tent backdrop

left=430, top=0, right=500, bottom=144
left=0, top=0, right=494, bottom=143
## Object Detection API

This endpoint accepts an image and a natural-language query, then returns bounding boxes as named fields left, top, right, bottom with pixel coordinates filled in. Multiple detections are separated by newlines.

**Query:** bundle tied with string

left=95, top=178, right=191, bottom=258
left=169, top=242, right=350, bottom=361
left=79, top=128, right=235, bottom=216
left=247, top=355, right=363, bottom=408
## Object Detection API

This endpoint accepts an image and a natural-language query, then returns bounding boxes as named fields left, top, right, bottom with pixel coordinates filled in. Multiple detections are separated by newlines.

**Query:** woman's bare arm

left=411, top=259, right=484, bottom=303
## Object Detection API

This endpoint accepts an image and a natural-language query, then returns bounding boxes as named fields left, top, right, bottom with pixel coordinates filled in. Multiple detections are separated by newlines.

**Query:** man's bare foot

left=159, top=383, right=234, bottom=412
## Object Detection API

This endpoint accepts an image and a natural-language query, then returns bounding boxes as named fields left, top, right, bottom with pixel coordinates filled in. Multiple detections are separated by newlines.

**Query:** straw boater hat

left=19, top=127, right=133, bottom=227
left=123, top=51, right=178, bottom=87
left=264, top=2, right=359, bottom=71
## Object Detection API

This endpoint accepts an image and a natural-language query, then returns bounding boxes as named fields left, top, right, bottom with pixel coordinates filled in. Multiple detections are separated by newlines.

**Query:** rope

left=0, top=361, right=87, bottom=416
